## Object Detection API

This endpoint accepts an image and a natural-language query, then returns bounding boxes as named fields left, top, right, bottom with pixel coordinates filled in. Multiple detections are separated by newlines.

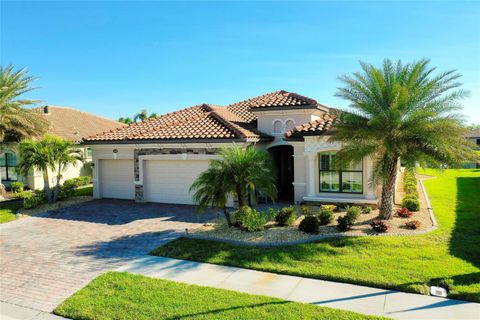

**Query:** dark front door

left=269, top=145, right=294, bottom=202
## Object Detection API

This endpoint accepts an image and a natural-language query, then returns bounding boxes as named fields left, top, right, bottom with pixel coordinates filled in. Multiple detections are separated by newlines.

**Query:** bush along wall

left=401, top=167, right=420, bottom=211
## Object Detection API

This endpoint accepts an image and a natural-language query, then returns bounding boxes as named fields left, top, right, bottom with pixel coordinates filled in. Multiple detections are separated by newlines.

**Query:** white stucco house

left=0, top=105, right=125, bottom=190
left=84, top=90, right=382, bottom=206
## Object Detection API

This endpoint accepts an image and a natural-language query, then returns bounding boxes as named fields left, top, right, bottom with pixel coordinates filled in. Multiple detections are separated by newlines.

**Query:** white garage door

left=100, top=159, right=135, bottom=200
left=144, top=160, right=210, bottom=204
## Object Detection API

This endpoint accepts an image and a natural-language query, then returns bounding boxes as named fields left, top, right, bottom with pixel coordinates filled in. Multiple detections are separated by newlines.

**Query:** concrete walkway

left=117, top=256, right=480, bottom=320
left=0, top=302, right=67, bottom=320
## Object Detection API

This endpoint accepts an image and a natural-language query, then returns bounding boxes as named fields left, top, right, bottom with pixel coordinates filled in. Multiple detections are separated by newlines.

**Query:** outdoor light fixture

left=430, top=286, right=448, bottom=298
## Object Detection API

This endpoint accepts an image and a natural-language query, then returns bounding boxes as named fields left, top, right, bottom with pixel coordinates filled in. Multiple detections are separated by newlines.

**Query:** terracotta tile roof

left=84, top=104, right=268, bottom=143
left=34, top=106, right=125, bottom=142
left=285, top=113, right=336, bottom=138
left=466, top=128, right=480, bottom=138
left=226, top=90, right=322, bottom=123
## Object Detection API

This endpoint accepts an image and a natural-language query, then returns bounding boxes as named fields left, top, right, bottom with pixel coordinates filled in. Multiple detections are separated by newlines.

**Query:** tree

left=133, top=109, right=149, bottom=122
left=50, top=136, right=83, bottom=202
left=0, top=65, right=48, bottom=143
left=17, top=135, right=83, bottom=203
left=331, top=59, right=475, bottom=219
left=118, top=117, right=133, bottom=124
left=190, top=146, right=277, bottom=225
left=190, top=164, right=235, bottom=226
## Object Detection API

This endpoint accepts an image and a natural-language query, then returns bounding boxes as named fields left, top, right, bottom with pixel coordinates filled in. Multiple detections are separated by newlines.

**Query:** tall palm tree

left=133, top=109, right=149, bottom=122
left=331, top=59, right=475, bottom=219
left=0, top=65, right=48, bottom=143
left=190, top=146, right=277, bottom=224
left=50, top=136, right=83, bottom=202
left=190, top=164, right=235, bottom=226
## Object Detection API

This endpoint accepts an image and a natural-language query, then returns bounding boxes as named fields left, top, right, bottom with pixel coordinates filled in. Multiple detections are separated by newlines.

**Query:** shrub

left=405, top=220, right=422, bottom=230
left=345, top=206, right=361, bottom=224
left=300, top=205, right=310, bottom=216
left=267, top=208, right=278, bottom=221
left=361, top=206, right=372, bottom=214
left=396, top=207, right=413, bottom=218
left=59, top=180, right=78, bottom=199
left=232, top=206, right=251, bottom=227
left=321, top=204, right=336, bottom=212
left=371, top=220, right=390, bottom=233
left=72, top=176, right=92, bottom=186
left=275, top=206, right=297, bottom=226
left=13, top=190, right=32, bottom=199
left=299, top=215, right=320, bottom=234
left=11, top=181, right=24, bottom=193
left=337, top=216, right=351, bottom=231
left=238, top=208, right=266, bottom=232
left=318, top=207, right=334, bottom=225
left=402, top=197, right=420, bottom=211
left=24, top=194, right=44, bottom=209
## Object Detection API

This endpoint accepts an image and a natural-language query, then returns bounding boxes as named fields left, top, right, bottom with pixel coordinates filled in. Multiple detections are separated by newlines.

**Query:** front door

left=269, top=145, right=294, bottom=202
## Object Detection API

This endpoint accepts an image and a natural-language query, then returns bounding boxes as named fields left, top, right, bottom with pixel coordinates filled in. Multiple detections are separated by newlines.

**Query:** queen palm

left=190, top=146, right=277, bottom=226
left=331, top=59, right=475, bottom=219
left=0, top=65, right=48, bottom=143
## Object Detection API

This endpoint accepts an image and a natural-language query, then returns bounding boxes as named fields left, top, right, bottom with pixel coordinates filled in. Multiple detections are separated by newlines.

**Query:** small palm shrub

left=402, top=197, right=420, bottom=211
left=275, top=206, right=297, bottom=226
left=396, top=207, right=413, bottom=218
left=361, top=206, right=372, bottom=214
left=405, top=220, right=422, bottom=230
left=318, top=207, right=334, bottom=225
left=299, top=215, right=320, bottom=234
left=11, top=181, right=24, bottom=193
left=300, top=205, right=310, bottom=216
left=371, top=220, right=390, bottom=233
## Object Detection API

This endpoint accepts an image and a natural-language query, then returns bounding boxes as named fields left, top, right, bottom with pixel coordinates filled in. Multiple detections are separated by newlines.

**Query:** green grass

left=152, top=169, right=480, bottom=302
left=54, top=272, right=387, bottom=320
left=0, top=201, right=22, bottom=224
left=74, top=185, right=93, bottom=197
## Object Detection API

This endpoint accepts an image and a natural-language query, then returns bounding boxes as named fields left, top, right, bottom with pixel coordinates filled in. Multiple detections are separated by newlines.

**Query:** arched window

left=285, top=120, right=295, bottom=132
left=273, top=120, right=283, bottom=134
left=0, top=152, right=18, bottom=181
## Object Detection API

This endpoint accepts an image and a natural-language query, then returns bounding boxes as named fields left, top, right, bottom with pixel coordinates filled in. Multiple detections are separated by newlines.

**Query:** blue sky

left=1, top=1, right=479, bottom=123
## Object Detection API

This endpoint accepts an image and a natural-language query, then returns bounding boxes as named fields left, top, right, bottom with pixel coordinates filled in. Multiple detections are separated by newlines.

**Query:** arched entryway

left=268, top=145, right=294, bottom=202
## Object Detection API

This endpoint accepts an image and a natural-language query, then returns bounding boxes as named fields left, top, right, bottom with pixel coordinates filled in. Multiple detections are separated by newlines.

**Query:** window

left=273, top=120, right=283, bottom=134
left=476, top=138, right=480, bottom=146
left=0, top=153, right=18, bottom=181
left=318, top=152, right=362, bottom=193
left=285, top=120, right=295, bottom=132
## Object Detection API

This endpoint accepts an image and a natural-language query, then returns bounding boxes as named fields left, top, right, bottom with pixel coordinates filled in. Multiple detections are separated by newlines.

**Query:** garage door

left=100, top=159, right=135, bottom=200
left=143, top=160, right=210, bottom=204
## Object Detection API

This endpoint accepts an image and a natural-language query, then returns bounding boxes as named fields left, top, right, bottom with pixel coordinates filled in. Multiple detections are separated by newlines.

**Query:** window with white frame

left=0, top=153, right=18, bottom=181
left=318, top=152, right=362, bottom=193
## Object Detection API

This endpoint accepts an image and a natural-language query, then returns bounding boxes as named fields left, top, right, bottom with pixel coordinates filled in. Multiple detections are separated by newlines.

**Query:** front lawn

left=0, top=202, right=22, bottom=223
left=152, top=169, right=480, bottom=302
left=54, top=272, right=386, bottom=320
left=74, top=185, right=93, bottom=197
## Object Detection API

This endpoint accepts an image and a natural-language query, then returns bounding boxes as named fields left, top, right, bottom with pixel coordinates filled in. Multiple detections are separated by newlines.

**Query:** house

left=464, top=127, right=480, bottom=168
left=0, top=106, right=125, bottom=189
left=84, top=90, right=381, bottom=205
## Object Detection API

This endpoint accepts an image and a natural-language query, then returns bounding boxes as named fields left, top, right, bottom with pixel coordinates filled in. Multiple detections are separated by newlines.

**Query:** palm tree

left=190, top=146, right=277, bottom=224
left=118, top=117, right=133, bottom=124
left=190, top=164, right=235, bottom=226
left=331, top=59, right=475, bottom=219
left=0, top=65, right=48, bottom=143
left=133, top=109, right=149, bottom=122
left=50, top=136, right=83, bottom=202
left=17, top=136, right=56, bottom=203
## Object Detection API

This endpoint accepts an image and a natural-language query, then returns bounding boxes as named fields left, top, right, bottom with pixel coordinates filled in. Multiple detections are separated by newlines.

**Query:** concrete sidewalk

left=117, top=256, right=480, bottom=320
left=0, top=302, right=67, bottom=320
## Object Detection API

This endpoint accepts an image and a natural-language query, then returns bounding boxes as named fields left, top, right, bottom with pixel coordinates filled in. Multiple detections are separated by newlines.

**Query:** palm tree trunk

left=42, top=170, right=53, bottom=203
left=53, top=164, right=64, bottom=202
left=223, top=207, right=233, bottom=227
left=236, top=186, right=248, bottom=208
left=379, top=157, right=399, bottom=219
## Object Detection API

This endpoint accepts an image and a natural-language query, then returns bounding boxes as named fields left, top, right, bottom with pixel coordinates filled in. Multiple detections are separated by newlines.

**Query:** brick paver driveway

left=0, top=199, right=215, bottom=312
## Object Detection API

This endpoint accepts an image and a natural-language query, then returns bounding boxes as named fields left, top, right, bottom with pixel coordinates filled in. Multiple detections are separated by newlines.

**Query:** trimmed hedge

left=402, top=167, right=420, bottom=211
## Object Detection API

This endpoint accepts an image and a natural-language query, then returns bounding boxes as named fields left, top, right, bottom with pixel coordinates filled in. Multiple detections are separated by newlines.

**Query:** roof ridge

left=35, top=105, right=125, bottom=126
left=208, top=111, right=246, bottom=139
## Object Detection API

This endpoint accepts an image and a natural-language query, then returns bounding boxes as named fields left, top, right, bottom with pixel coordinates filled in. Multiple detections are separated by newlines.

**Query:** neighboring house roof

left=285, top=113, right=336, bottom=139
left=465, top=128, right=480, bottom=138
left=84, top=90, right=331, bottom=144
left=34, top=105, right=125, bottom=143
left=84, top=104, right=268, bottom=143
